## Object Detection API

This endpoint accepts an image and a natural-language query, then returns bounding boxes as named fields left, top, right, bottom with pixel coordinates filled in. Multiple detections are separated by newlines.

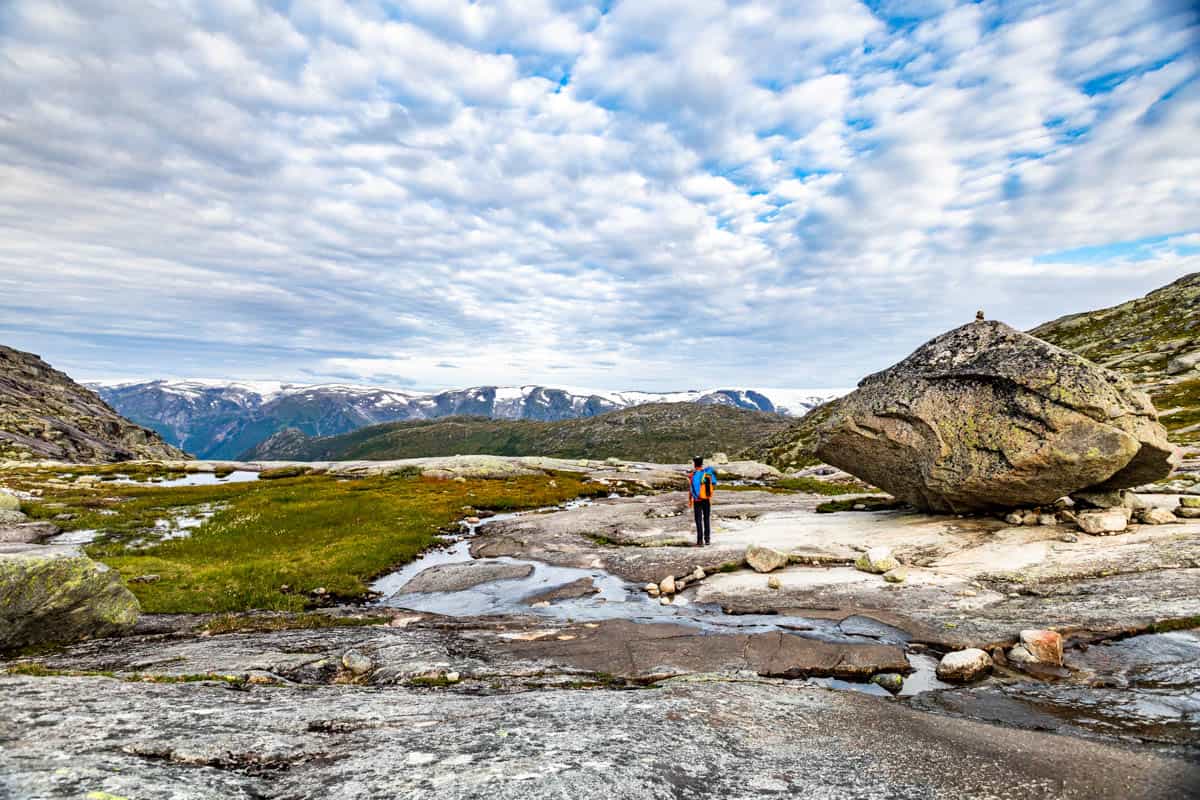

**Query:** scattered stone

left=1058, top=533, right=1079, bottom=543
left=659, top=595, right=671, bottom=605
left=746, top=544, right=789, bottom=573
left=341, top=649, right=374, bottom=676
left=1007, top=644, right=1039, bottom=667
left=1019, top=629, right=1064, bottom=666
left=0, top=509, right=27, bottom=526
left=1071, top=490, right=1131, bottom=510
left=1005, top=509, right=1041, bottom=526
left=1181, top=496, right=1200, bottom=509
left=871, top=673, right=904, bottom=694
left=465, top=516, right=481, bottom=525
left=855, top=546, right=899, bottom=575
left=814, top=321, right=1178, bottom=512
left=936, top=648, right=993, bottom=683
left=0, top=543, right=139, bottom=651
left=1178, top=507, right=1200, bottom=520
left=1137, top=507, right=1178, bottom=525
left=128, top=574, right=161, bottom=584
left=675, top=578, right=688, bottom=592
left=882, top=566, right=908, bottom=584
left=659, top=575, right=676, bottom=595
left=767, top=576, right=781, bottom=590
left=1038, top=514, right=1058, bottom=527
left=644, top=583, right=660, bottom=597
left=0, top=493, right=20, bottom=512
left=691, top=567, right=706, bottom=581
left=1076, top=509, right=1128, bottom=535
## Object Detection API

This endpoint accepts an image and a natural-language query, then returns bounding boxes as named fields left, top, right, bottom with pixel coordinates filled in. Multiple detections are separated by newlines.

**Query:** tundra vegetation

left=14, top=466, right=605, bottom=613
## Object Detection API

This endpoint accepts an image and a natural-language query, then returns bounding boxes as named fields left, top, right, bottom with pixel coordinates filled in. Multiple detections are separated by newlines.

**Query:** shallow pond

left=111, top=470, right=260, bottom=488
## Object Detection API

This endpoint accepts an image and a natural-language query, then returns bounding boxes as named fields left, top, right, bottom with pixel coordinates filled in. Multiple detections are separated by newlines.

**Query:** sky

left=0, top=0, right=1198, bottom=392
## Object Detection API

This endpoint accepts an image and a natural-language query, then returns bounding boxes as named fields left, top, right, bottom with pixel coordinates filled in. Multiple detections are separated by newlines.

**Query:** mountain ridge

left=95, top=380, right=845, bottom=460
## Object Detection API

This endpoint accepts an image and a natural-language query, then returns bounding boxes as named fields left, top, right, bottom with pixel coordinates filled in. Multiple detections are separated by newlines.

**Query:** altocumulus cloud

left=0, top=0, right=1197, bottom=389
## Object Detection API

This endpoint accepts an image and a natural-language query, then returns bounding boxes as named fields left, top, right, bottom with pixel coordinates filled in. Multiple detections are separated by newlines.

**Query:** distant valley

left=94, top=381, right=843, bottom=460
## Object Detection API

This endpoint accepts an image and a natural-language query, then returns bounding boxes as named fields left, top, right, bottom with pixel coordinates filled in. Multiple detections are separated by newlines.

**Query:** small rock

left=530, top=601, right=550, bottom=608
left=0, top=509, right=27, bottom=525
left=746, top=544, right=789, bottom=573
left=644, top=582, right=660, bottom=597
left=1076, top=509, right=1128, bottom=535
left=871, top=673, right=904, bottom=694
left=1071, top=490, right=1131, bottom=510
left=1138, top=507, right=1178, bottom=525
left=341, top=649, right=374, bottom=676
left=882, top=566, right=907, bottom=583
left=128, top=574, right=161, bottom=584
left=691, top=567, right=706, bottom=581
left=767, top=575, right=781, bottom=590
left=936, top=648, right=993, bottom=683
left=1058, top=533, right=1079, bottom=543
left=0, top=493, right=20, bottom=512
left=1180, top=496, right=1200, bottom=509
left=445, top=671, right=460, bottom=683
left=855, top=546, right=899, bottom=575
left=1019, top=629, right=1064, bottom=666
left=465, top=516, right=481, bottom=525
left=659, top=596, right=671, bottom=605
left=312, top=586, right=329, bottom=596
left=675, top=578, right=688, bottom=591
left=1007, top=644, right=1039, bottom=666
left=1178, top=507, right=1200, bottom=519
left=659, top=575, right=676, bottom=595
left=1038, top=514, right=1057, bottom=527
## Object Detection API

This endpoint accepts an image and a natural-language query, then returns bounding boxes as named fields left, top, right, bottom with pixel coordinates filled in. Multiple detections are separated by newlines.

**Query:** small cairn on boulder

left=815, top=320, right=1179, bottom=513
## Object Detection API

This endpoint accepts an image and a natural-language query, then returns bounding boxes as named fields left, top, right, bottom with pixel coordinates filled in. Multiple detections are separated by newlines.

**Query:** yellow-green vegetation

left=816, top=496, right=906, bottom=514
left=745, top=399, right=841, bottom=471
left=13, top=469, right=603, bottom=613
left=774, top=476, right=873, bottom=495
left=1153, top=377, right=1200, bottom=444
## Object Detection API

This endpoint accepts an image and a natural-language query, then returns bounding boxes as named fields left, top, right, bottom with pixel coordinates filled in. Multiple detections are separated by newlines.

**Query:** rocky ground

left=3, top=613, right=1199, bottom=800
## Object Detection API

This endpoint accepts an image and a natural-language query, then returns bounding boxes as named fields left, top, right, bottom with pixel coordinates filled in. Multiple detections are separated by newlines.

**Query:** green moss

left=1149, top=616, right=1200, bottom=634
left=773, top=476, right=873, bottom=495
left=407, top=674, right=458, bottom=688
left=816, top=496, right=906, bottom=514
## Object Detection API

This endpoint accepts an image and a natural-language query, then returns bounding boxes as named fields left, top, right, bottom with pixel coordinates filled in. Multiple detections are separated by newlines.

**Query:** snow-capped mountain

left=92, top=380, right=846, bottom=460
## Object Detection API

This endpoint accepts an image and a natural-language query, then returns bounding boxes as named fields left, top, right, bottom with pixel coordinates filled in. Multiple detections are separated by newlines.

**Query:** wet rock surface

left=3, top=619, right=1199, bottom=799
left=814, top=321, right=1179, bottom=512
left=399, top=561, right=535, bottom=594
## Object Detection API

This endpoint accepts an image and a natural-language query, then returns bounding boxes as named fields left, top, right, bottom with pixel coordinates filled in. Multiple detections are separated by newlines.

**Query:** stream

left=371, top=501, right=1200, bottom=756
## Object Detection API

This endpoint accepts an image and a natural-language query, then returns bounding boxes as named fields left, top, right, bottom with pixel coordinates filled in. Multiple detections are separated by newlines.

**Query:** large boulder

left=0, top=544, right=139, bottom=652
left=815, top=321, right=1179, bottom=512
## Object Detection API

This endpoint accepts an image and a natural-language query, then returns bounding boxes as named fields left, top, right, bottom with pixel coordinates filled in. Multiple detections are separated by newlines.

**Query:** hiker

left=688, top=456, right=717, bottom=546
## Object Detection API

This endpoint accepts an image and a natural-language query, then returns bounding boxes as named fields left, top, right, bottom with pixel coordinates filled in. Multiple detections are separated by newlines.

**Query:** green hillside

left=243, top=402, right=793, bottom=464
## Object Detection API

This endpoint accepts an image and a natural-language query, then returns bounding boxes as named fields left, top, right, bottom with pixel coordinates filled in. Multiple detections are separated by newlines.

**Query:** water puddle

left=48, top=504, right=223, bottom=548
left=373, top=503, right=911, bottom=644
left=112, top=470, right=260, bottom=487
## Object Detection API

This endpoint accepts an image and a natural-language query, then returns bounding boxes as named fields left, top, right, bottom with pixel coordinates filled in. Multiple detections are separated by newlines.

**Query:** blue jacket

left=689, top=466, right=718, bottom=501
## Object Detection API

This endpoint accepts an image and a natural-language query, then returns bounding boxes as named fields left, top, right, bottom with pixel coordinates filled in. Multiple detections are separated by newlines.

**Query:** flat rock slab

left=2, top=672, right=1197, bottom=799
left=522, top=577, right=598, bottom=605
left=399, top=561, right=535, bottom=594
left=494, top=619, right=909, bottom=680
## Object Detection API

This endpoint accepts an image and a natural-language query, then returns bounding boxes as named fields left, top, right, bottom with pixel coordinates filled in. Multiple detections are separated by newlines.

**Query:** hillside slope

left=244, top=402, right=793, bottom=464
left=0, top=345, right=187, bottom=463
left=756, top=272, right=1200, bottom=470
left=1030, top=271, right=1200, bottom=443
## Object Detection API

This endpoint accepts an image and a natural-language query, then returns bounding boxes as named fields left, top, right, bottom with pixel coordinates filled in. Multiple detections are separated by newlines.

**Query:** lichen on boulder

left=815, top=321, right=1179, bottom=513
left=0, top=543, right=139, bottom=652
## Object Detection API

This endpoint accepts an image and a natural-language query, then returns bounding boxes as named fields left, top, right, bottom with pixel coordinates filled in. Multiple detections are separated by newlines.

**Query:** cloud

left=0, top=0, right=1197, bottom=390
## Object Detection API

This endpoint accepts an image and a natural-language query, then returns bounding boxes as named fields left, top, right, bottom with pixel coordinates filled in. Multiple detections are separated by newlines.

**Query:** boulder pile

left=816, top=320, right=1179, bottom=513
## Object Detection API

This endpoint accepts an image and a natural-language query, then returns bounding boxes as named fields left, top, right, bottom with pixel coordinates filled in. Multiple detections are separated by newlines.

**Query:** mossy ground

left=7, top=467, right=603, bottom=613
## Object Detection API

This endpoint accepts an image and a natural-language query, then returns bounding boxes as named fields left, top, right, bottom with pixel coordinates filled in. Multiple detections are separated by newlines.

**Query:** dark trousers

left=693, top=499, right=711, bottom=545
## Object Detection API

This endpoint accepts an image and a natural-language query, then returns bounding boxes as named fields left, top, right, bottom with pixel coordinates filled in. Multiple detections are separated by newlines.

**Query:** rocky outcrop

left=0, top=543, right=139, bottom=651
left=0, top=345, right=187, bottom=463
left=814, top=321, right=1179, bottom=513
